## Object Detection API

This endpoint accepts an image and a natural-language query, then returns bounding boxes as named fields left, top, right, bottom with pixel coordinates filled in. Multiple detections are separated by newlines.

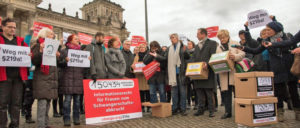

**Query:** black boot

left=25, top=118, right=35, bottom=124
left=194, top=109, right=204, bottom=116
left=221, top=113, right=232, bottom=119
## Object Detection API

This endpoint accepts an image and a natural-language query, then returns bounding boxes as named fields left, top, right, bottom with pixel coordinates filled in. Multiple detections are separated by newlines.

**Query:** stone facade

left=0, top=0, right=130, bottom=41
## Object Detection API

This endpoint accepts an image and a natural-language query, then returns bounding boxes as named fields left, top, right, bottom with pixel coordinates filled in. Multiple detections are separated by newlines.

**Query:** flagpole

left=145, top=0, right=149, bottom=43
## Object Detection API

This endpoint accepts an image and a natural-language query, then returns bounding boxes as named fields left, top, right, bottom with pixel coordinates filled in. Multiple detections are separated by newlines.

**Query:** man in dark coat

left=192, top=28, right=217, bottom=117
left=122, top=40, right=135, bottom=78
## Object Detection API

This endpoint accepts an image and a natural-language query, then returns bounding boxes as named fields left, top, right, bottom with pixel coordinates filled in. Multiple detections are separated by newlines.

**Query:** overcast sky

left=39, top=0, right=300, bottom=46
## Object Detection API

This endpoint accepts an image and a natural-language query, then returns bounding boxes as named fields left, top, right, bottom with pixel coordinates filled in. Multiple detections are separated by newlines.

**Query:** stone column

left=6, top=4, right=15, bottom=18
left=20, top=14, right=29, bottom=37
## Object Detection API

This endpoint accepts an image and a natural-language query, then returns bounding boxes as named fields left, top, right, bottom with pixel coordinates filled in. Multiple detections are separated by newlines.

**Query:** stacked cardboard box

left=142, top=102, right=171, bottom=118
left=234, top=72, right=278, bottom=127
left=186, top=62, right=208, bottom=80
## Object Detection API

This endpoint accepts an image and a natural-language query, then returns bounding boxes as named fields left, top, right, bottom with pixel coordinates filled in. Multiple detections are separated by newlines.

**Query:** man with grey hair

left=122, top=40, right=135, bottom=78
left=166, top=33, right=190, bottom=116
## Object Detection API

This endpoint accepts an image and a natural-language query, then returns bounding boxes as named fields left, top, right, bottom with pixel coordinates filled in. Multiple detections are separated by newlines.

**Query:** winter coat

left=133, top=52, right=149, bottom=90
left=122, top=49, right=135, bottom=78
left=217, top=40, right=245, bottom=91
left=105, top=48, right=126, bottom=78
left=85, top=39, right=107, bottom=79
left=31, top=41, right=58, bottom=100
left=192, top=39, right=218, bottom=89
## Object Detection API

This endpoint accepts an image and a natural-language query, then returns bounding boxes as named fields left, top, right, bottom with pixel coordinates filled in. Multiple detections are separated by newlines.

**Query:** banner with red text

left=33, top=22, right=53, bottom=37
left=206, top=26, right=219, bottom=38
left=143, top=61, right=160, bottom=80
left=83, top=79, right=142, bottom=124
left=78, top=32, right=93, bottom=45
left=131, top=36, right=147, bottom=47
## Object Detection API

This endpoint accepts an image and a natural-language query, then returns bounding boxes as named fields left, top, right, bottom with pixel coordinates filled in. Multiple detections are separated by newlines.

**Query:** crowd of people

left=0, top=14, right=300, bottom=128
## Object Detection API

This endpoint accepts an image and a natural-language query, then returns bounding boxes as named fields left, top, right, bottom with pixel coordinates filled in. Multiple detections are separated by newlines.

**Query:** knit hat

left=267, top=21, right=283, bottom=33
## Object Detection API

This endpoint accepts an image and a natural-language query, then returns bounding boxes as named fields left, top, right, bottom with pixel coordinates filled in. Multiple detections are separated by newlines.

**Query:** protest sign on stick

left=0, top=44, right=31, bottom=67
left=67, top=49, right=90, bottom=68
left=42, top=38, right=60, bottom=66
left=248, top=9, right=272, bottom=29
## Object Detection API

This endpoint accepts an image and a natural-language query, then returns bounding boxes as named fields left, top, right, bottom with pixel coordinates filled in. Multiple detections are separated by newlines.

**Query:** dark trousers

left=80, top=94, right=84, bottom=113
left=63, top=94, right=80, bottom=121
left=196, top=88, right=215, bottom=113
left=22, top=80, right=34, bottom=120
left=140, top=90, right=150, bottom=110
left=275, top=83, right=288, bottom=108
left=52, top=94, right=63, bottom=115
left=0, top=78, right=23, bottom=128
left=223, top=85, right=234, bottom=114
left=287, top=81, right=300, bottom=108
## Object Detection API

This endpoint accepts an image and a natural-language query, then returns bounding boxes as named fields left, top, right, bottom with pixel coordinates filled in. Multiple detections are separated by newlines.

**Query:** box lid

left=235, top=72, right=274, bottom=78
left=209, top=51, right=229, bottom=63
left=235, top=97, right=278, bottom=105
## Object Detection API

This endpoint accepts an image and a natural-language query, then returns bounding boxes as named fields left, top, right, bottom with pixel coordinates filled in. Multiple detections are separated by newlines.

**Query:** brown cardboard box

left=186, top=62, right=208, bottom=80
left=208, top=51, right=234, bottom=74
left=142, top=102, right=171, bottom=118
left=235, top=72, right=274, bottom=99
left=235, top=97, right=278, bottom=127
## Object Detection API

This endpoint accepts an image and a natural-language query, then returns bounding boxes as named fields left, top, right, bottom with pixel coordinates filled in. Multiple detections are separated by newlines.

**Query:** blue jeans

left=171, top=75, right=186, bottom=111
left=149, top=84, right=166, bottom=103
left=63, top=94, right=80, bottom=121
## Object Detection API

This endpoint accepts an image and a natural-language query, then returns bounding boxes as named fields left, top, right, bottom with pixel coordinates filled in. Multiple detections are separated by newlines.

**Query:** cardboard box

left=235, top=97, right=278, bottom=127
left=133, top=62, right=145, bottom=74
left=186, top=62, right=209, bottom=80
left=208, top=51, right=234, bottom=74
left=235, top=72, right=274, bottom=98
left=142, top=102, right=172, bottom=118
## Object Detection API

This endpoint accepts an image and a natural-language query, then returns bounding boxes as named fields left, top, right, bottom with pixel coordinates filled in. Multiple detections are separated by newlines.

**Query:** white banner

left=42, top=38, right=60, bottom=66
left=0, top=44, right=31, bottom=67
left=63, top=32, right=71, bottom=45
left=248, top=9, right=272, bottom=29
left=67, top=49, right=90, bottom=67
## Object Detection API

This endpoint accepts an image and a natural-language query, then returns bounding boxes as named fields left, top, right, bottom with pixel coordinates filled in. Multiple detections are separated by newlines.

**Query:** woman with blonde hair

left=31, top=27, right=60, bottom=128
left=216, top=29, right=245, bottom=119
left=132, top=43, right=150, bottom=112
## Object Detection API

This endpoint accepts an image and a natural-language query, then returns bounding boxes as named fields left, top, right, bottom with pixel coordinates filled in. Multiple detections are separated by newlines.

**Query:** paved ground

left=18, top=101, right=300, bottom=128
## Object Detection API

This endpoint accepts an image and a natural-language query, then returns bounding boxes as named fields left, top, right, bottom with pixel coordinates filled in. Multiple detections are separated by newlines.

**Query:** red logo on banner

left=78, top=32, right=93, bottom=45
left=206, top=26, right=219, bottom=38
left=131, top=36, right=147, bottom=47
left=104, top=36, right=121, bottom=48
left=33, top=22, right=53, bottom=37
left=143, top=61, right=160, bottom=80
left=83, top=79, right=142, bottom=124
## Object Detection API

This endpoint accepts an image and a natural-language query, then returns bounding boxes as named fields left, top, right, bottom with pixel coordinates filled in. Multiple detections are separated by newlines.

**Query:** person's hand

left=91, top=74, right=97, bottom=83
left=88, top=56, right=92, bottom=60
left=183, top=45, right=187, bottom=51
left=262, top=42, right=272, bottom=48
left=244, top=21, right=249, bottom=26
left=39, top=43, right=45, bottom=53
left=131, top=62, right=136, bottom=69
left=149, top=52, right=157, bottom=57
left=202, top=62, right=208, bottom=70
left=28, top=53, right=32, bottom=57
left=56, top=51, right=60, bottom=57
left=229, top=52, right=235, bottom=60
left=65, top=57, right=70, bottom=62
left=292, top=47, right=300, bottom=55
left=269, top=15, right=274, bottom=20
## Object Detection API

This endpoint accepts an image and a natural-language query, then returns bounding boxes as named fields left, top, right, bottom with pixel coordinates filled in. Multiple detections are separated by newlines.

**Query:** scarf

left=38, top=38, right=49, bottom=75
left=270, top=31, right=284, bottom=42
left=66, top=43, right=81, bottom=50
left=198, top=38, right=207, bottom=50
left=168, top=42, right=181, bottom=86
left=187, top=48, right=195, bottom=53
left=108, top=48, right=123, bottom=62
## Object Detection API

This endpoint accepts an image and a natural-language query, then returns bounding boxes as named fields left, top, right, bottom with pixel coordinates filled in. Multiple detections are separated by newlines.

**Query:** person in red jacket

left=0, top=18, right=29, bottom=128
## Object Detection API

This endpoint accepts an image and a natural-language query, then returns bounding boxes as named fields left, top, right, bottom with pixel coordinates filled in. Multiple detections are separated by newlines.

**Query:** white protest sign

left=0, top=44, right=31, bottom=67
left=63, top=32, right=71, bottom=45
left=248, top=9, right=272, bottom=29
left=67, top=49, right=90, bottom=67
left=42, top=38, right=60, bottom=66
left=179, top=34, right=188, bottom=45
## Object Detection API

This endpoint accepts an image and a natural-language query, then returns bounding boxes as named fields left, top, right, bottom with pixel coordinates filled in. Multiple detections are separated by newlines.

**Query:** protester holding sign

left=240, top=21, right=300, bottom=121
left=105, top=37, right=126, bottom=78
left=166, top=33, right=190, bottom=116
left=192, top=28, right=218, bottom=117
left=132, top=43, right=150, bottom=112
left=216, top=29, right=245, bottom=119
left=0, top=18, right=29, bottom=128
left=58, top=34, right=90, bottom=126
left=85, top=32, right=107, bottom=81
left=31, top=27, right=60, bottom=128
left=143, top=41, right=167, bottom=103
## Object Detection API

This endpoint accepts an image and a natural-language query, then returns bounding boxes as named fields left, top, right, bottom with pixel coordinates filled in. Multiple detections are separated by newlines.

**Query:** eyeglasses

left=5, top=26, right=16, bottom=29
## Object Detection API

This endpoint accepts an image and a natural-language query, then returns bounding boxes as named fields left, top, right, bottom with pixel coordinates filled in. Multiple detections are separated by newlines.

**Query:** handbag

left=291, top=54, right=300, bottom=78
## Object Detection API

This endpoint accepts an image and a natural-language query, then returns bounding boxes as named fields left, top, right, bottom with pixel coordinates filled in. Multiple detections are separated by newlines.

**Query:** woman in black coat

left=143, top=41, right=167, bottom=103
